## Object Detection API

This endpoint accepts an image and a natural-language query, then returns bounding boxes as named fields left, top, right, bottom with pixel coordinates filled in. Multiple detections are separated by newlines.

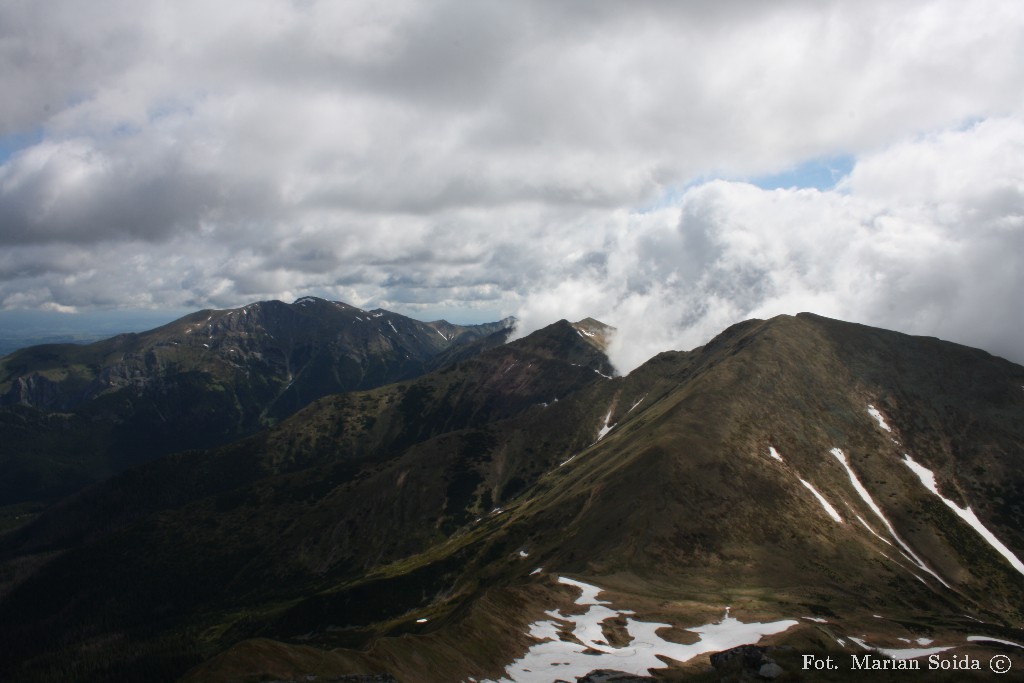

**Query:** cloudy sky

left=1, top=0, right=1022, bottom=371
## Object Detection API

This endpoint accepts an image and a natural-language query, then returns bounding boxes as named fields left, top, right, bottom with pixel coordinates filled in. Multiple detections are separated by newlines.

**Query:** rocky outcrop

left=3, top=374, right=65, bottom=410
left=576, top=671, right=657, bottom=683
left=710, top=645, right=788, bottom=679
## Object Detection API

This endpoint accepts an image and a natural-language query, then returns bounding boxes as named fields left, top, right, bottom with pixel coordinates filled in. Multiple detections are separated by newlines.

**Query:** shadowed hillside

left=0, top=297, right=513, bottom=506
left=1, top=313, right=1022, bottom=682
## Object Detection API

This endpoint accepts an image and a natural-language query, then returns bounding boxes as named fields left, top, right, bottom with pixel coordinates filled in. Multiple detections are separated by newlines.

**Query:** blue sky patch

left=0, top=127, right=45, bottom=165
left=749, top=154, right=855, bottom=191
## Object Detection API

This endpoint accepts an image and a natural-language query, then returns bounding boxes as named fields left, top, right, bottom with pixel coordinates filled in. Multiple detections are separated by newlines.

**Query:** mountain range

left=0, top=305, right=1022, bottom=682
left=0, top=297, right=512, bottom=506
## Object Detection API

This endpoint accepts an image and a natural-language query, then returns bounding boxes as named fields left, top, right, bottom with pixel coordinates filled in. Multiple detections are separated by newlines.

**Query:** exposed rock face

left=710, top=644, right=788, bottom=679
left=4, top=374, right=64, bottom=409
left=576, top=670, right=657, bottom=682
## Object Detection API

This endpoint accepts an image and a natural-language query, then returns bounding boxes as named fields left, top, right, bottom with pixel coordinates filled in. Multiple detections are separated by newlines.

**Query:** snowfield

left=484, top=577, right=797, bottom=683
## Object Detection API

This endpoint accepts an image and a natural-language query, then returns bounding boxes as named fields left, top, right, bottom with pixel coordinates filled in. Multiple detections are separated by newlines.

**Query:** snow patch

left=800, top=479, right=844, bottom=523
left=830, top=448, right=949, bottom=588
left=560, top=576, right=610, bottom=606
left=558, top=453, right=580, bottom=468
left=519, top=550, right=529, bottom=558
left=485, top=577, right=797, bottom=683
left=967, top=635, right=1024, bottom=649
left=768, top=446, right=784, bottom=462
left=803, top=617, right=829, bottom=624
left=627, top=395, right=646, bottom=413
left=530, top=567, right=543, bottom=576
left=847, top=637, right=952, bottom=660
left=416, top=618, right=428, bottom=623
left=903, top=453, right=1024, bottom=577
left=387, top=320, right=398, bottom=334
left=856, top=515, right=893, bottom=546
left=866, top=405, right=892, bottom=432
left=596, top=408, right=615, bottom=441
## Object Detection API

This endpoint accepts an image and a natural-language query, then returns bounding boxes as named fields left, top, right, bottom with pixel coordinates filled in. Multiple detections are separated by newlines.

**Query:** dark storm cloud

left=0, top=143, right=223, bottom=244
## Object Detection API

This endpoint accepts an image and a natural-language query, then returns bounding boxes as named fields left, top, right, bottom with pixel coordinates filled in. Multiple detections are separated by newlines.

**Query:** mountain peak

left=290, top=296, right=363, bottom=313
left=569, top=317, right=614, bottom=350
left=292, top=295, right=326, bottom=305
left=509, top=319, right=616, bottom=377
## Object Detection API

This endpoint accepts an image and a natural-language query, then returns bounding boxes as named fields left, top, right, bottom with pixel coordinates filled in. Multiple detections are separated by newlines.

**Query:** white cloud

left=0, top=1, right=1022, bottom=367
left=510, top=117, right=1024, bottom=371
left=39, top=301, right=79, bottom=314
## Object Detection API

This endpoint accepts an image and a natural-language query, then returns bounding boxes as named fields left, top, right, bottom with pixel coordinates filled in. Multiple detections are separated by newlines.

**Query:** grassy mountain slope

left=0, top=318, right=615, bottom=682
left=1, top=313, right=1022, bottom=682
left=184, top=314, right=1024, bottom=681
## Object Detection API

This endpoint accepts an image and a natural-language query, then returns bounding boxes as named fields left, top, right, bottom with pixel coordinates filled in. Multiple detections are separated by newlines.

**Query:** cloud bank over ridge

left=1, top=0, right=1022, bottom=369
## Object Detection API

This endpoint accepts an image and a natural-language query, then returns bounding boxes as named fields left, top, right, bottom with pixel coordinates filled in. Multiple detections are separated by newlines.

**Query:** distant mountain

left=0, top=297, right=513, bottom=505
left=0, top=334, right=107, bottom=359
left=1, top=313, right=1023, bottom=683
